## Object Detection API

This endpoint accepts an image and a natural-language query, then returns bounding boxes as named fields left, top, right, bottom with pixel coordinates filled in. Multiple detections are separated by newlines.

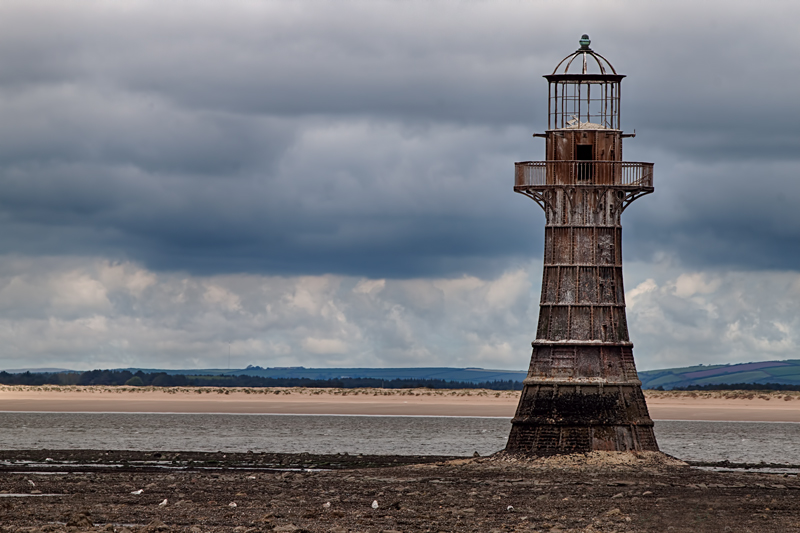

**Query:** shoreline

left=1, top=385, right=799, bottom=421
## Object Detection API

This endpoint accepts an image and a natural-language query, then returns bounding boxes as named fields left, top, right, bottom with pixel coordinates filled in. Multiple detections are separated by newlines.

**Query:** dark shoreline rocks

left=0, top=449, right=798, bottom=532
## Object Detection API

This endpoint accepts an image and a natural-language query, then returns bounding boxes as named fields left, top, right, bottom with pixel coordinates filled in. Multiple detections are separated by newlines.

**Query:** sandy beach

left=1, top=385, right=799, bottom=421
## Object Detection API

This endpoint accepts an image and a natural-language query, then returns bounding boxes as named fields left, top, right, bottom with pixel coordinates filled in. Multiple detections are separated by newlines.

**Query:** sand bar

left=1, top=386, right=799, bottom=421
left=0, top=386, right=518, bottom=417
left=645, top=391, right=800, bottom=422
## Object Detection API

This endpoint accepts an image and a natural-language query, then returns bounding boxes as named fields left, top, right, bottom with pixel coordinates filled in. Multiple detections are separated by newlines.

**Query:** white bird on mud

left=131, top=489, right=143, bottom=495
left=228, top=502, right=237, bottom=508
left=371, top=500, right=379, bottom=509
left=322, top=502, right=331, bottom=509
left=159, top=499, right=168, bottom=507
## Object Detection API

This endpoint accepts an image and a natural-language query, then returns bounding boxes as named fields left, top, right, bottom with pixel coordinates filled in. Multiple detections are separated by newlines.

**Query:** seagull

left=131, top=489, right=144, bottom=495
left=228, top=502, right=237, bottom=508
left=322, top=502, right=331, bottom=509
left=158, top=499, right=168, bottom=507
left=371, top=500, right=379, bottom=509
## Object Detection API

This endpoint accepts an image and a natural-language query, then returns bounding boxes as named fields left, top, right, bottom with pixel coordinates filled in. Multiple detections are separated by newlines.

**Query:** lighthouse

left=505, top=36, right=659, bottom=454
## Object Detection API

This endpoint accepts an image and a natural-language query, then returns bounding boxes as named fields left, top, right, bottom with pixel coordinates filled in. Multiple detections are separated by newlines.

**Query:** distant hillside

left=8, top=360, right=800, bottom=390
left=120, top=361, right=800, bottom=389
left=116, top=366, right=529, bottom=384
left=638, top=360, right=800, bottom=389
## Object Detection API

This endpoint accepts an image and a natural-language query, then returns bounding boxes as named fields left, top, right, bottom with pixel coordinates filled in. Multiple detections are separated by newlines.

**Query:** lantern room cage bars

left=546, top=35, right=624, bottom=130
left=548, top=80, right=620, bottom=130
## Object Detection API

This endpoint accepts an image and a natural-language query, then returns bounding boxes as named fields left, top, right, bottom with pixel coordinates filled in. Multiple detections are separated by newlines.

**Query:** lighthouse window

left=576, top=144, right=593, bottom=181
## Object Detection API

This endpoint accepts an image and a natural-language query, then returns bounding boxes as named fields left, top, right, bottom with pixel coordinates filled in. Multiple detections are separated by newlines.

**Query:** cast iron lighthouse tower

left=505, top=36, right=659, bottom=454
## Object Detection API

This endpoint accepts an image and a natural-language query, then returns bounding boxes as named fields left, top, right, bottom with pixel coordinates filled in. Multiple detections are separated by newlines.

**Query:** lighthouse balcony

left=514, top=161, right=653, bottom=189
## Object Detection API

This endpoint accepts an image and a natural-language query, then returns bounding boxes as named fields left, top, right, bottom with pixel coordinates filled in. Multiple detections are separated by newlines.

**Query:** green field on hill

left=638, top=359, right=800, bottom=389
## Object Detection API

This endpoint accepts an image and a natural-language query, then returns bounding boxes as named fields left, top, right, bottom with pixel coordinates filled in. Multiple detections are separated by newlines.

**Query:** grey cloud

left=621, top=157, right=800, bottom=272
left=0, top=257, right=796, bottom=373
left=0, top=0, right=798, bottom=282
left=625, top=263, right=800, bottom=370
left=0, top=258, right=540, bottom=370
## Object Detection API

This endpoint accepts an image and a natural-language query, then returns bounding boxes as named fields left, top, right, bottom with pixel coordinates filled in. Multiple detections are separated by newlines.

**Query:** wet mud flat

left=1, top=450, right=800, bottom=532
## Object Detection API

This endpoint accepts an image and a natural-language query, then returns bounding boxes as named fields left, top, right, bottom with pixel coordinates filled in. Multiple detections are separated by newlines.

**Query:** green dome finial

left=579, top=34, right=591, bottom=50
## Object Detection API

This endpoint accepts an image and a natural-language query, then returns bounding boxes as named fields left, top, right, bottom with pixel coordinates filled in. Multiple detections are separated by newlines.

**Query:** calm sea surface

left=0, top=413, right=798, bottom=465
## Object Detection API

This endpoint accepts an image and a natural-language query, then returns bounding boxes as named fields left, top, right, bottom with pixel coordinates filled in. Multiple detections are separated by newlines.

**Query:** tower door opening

left=576, top=144, right=593, bottom=182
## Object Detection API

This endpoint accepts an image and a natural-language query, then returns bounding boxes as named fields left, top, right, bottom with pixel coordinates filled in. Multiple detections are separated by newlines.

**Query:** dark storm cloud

left=0, top=1, right=798, bottom=278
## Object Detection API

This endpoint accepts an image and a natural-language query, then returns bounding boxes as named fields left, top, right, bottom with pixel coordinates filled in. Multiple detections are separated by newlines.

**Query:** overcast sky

left=0, top=0, right=799, bottom=371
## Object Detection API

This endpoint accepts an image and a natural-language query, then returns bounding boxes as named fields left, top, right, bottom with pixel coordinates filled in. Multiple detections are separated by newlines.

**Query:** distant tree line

left=0, top=371, right=75, bottom=386
left=655, top=383, right=800, bottom=392
left=0, top=369, right=524, bottom=391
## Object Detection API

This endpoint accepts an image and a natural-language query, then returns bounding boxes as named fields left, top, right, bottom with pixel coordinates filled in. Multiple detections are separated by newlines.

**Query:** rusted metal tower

left=506, top=35, right=659, bottom=454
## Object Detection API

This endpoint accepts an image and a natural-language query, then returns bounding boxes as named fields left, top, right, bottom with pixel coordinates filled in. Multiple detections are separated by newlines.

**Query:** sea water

left=0, top=412, right=798, bottom=465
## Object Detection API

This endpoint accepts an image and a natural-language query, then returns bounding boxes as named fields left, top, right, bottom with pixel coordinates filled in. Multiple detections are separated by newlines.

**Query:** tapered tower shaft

left=505, top=36, right=658, bottom=455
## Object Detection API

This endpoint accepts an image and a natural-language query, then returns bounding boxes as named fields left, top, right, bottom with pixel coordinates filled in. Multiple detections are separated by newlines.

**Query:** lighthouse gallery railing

left=514, top=161, right=654, bottom=188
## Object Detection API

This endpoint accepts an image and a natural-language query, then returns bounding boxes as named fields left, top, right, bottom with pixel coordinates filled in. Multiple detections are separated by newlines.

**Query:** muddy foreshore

left=1, top=449, right=799, bottom=532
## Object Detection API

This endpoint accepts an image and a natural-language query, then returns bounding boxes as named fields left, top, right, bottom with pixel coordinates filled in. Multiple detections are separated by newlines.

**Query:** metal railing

left=514, top=161, right=654, bottom=188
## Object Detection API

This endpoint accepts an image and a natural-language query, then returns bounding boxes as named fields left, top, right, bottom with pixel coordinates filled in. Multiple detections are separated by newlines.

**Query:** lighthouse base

left=506, top=382, right=659, bottom=455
